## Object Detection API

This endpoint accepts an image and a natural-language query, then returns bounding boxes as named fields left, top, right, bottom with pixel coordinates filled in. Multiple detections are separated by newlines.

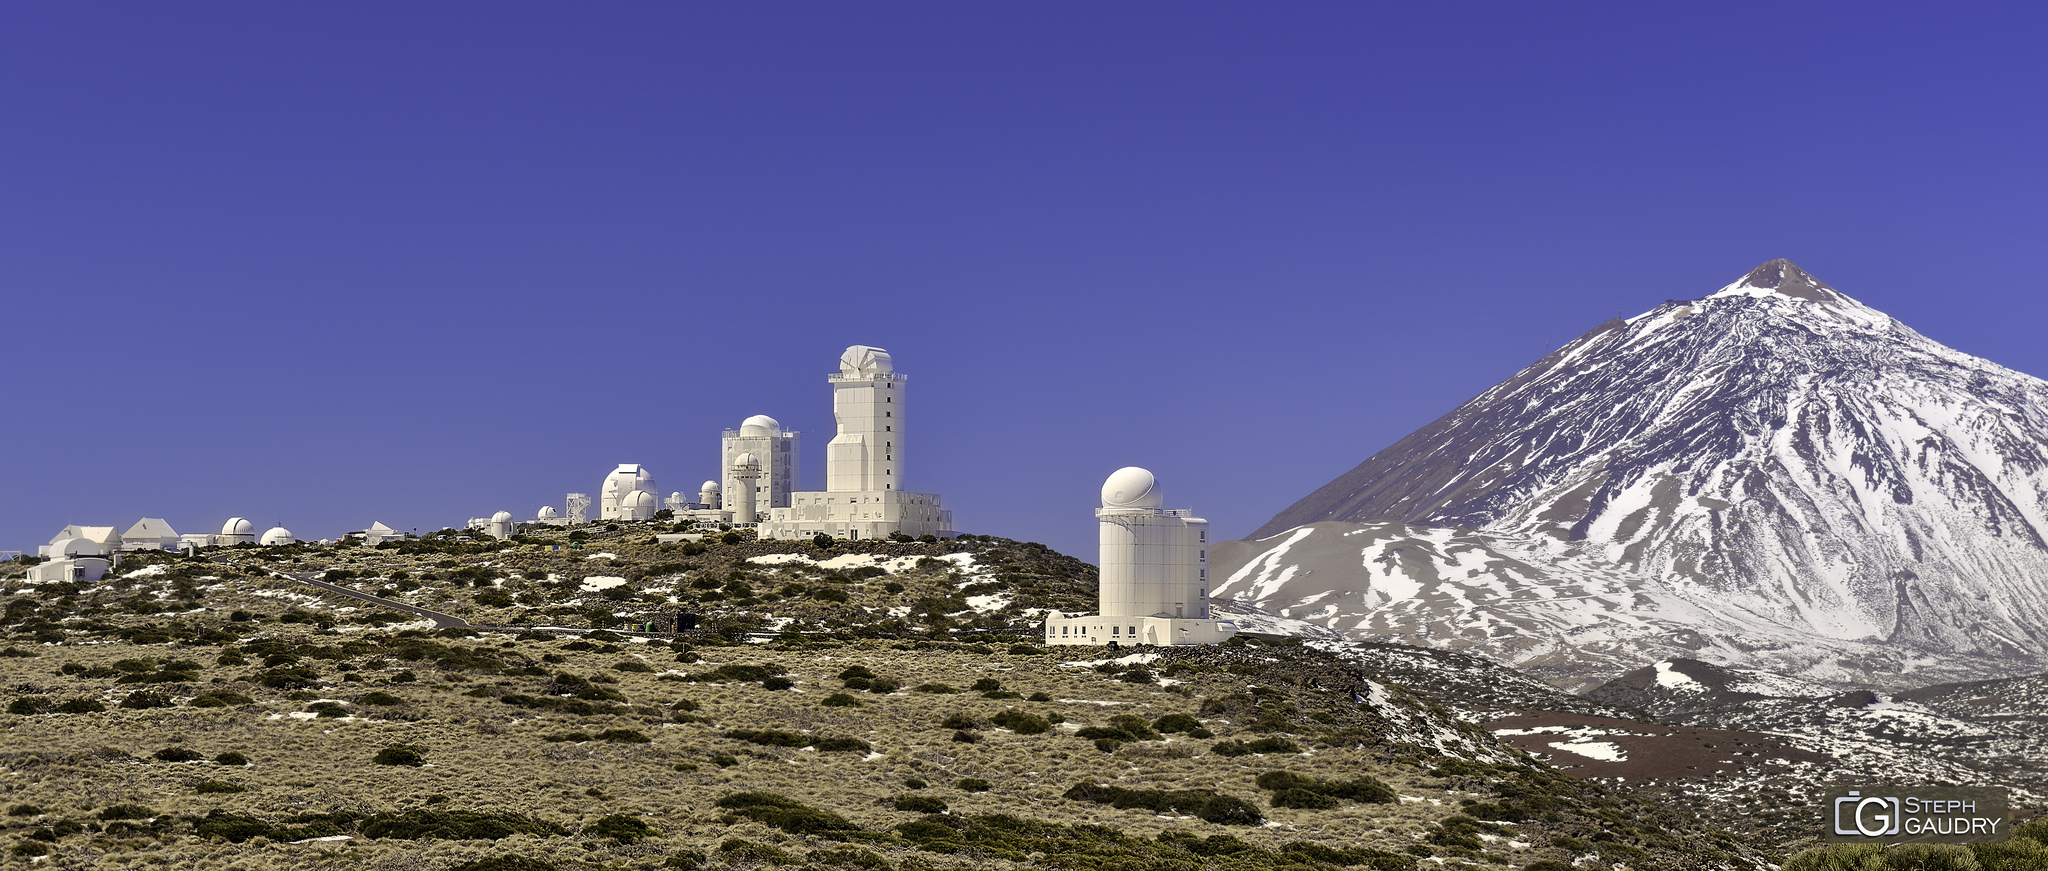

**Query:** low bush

left=990, top=710, right=1052, bottom=734
left=154, top=747, right=206, bottom=763
left=1209, top=737, right=1301, bottom=757
left=195, top=780, right=247, bottom=794
left=957, top=778, right=992, bottom=792
left=214, top=751, right=251, bottom=766
left=584, top=813, right=656, bottom=844
left=372, top=744, right=427, bottom=767
left=912, top=683, right=959, bottom=694
left=360, top=808, right=566, bottom=840
left=98, top=804, right=157, bottom=821
left=449, top=857, right=560, bottom=871
left=714, top=792, right=859, bottom=839
left=821, top=693, right=862, bottom=707
left=1063, top=783, right=1262, bottom=825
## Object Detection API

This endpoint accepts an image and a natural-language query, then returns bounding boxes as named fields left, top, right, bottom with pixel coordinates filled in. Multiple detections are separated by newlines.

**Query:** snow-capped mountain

left=1222, top=260, right=2048, bottom=687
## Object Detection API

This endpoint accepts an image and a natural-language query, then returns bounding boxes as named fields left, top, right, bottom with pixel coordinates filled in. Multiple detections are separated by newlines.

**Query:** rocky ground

left=0, top=522, right=1770, bottom=871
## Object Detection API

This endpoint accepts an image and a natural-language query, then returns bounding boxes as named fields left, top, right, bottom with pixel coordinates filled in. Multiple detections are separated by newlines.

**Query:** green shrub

left=361, top=808, right=565, bottom=840
left=1153, top=713, right=1204, bottom=733
left=816, top=736, right=872, bottom=753
left=584, top=813, right=656, bottom=844
left=822, top=693, right=862, bottom=707
left=990, top=710, right=1052, bottom=734
left=714, top=792, right=858, bottom=838
left=596, top=729, right=651, bottom=743
left=7, top=696, right=51, bottom=715
left=154, top=746, right=205, bottom=763
left=215, top=751, right=251, bottom=766
left=118, top=690, right=174, bottom=709
left=1210, top=737, right=1300, bottom=756
left=612, top=660, right=655, bottom=673
left=724, top=729, right=810, bottom=747
left=189, top=689, right=252, bottom=707
left=195, top=780, right=247, bottom=794
left=55, top=697, right=107, bottom=713
left=372, top=744, right=427, bottom=767
left=359, top=691, right=405, bottom=706
left=1063, top=783, right=1261, bottom=826
left=957, top=778, right=992, bottom=792
left=1974, top=838, right=2048, bottom=870
left=895, top=794, right=948, bottom=813
left=1270, top=788, right=1337, bottom=809
left=913, top=683, right=958, bottom=694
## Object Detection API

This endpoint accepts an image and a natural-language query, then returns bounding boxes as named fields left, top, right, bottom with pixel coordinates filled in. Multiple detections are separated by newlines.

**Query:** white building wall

left=1045, top=468, right=1232, bottom=647
left=826, top=347, right=904, bottom=493
left=721, top=429, right=799, bottom=510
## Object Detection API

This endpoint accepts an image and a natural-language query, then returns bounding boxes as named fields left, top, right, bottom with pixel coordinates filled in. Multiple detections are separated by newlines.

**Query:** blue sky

left=5, top=3, right=2046, bottom=559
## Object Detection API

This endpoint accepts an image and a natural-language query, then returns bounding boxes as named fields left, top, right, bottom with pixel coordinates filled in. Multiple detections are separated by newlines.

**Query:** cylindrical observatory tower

left=1097, top=467, right=1209, bottom=620
left=1043, top=467, right=1236, bottom=646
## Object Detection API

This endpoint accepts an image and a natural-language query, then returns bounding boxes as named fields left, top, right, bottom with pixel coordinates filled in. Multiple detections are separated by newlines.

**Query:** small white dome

left=700, top=480, right=721, bottom=493
left=1101, top=467, right=1162, bottom=509
left=622, top=490, right=657, bottom=509
left=260, top=527, right=295, bottom=546
left=538, top=505, right=560, bottom=520
left=491, top=511, right=513, bottom=523
left=839, top=345, right=894, bottom=375
left=222, top=517, right=255, bottom=536
left=739, top=414, right=780, bottom=436
left=733, top=452, right=760, bottom=467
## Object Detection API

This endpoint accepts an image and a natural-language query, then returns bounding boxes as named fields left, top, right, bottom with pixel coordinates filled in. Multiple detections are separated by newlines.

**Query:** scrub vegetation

left=0, top=522, right=1766, bottom=869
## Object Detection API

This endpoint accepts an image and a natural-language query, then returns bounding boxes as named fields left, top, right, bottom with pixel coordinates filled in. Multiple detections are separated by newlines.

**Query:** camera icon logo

left=1834, top=791, right=1902, bottom=838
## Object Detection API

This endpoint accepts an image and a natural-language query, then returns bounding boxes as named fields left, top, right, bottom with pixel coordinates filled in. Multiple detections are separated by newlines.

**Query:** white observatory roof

left=491, top=511, right=513, bottom=523
left=700, top=480, right=720, bottom=492
left=734, top=452, right=760, bottom=467
left=538, top=505, right=559, bottom=520
left=622, top=490, right=657, bottom=509
left=260, top=527, right=295, bottom=546
left=1101, top=467, right=1162, bottom=509
left=46, top=537, right=99, bottom=558
left=739, top=414, right=781, bottom=436
left=222, top=517, right=255, bottom=536
left=839, top=345, right=894, bottom=376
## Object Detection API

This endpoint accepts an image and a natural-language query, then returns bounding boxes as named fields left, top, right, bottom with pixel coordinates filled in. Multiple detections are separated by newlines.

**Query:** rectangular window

left=1111, top=626, right=1119, bottom=636
left=1128, top=626, right=1136, bottom=635
left=885, top=411, right=891, bottom=417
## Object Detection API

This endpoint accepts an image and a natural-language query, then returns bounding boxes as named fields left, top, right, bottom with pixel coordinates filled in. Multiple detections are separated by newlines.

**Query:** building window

left=885, top=411, right=891, bottom=417
left=886, top=426, right=891, bottom=431
left=1111, top=626, right=1119, bottom=636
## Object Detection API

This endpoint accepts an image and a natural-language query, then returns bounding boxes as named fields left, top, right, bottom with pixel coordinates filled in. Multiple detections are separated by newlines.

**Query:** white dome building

left=260, top=526, right=295, bottom=546
left=723, top=415, right=799, bottom=518
left=487, top=510, right=516, bottom=540
left=537, top=505, right=560, bottom=521
left=599, top=463, right=660, bottom=522
left=217, top=517, right=257, bottom=546
left=1043, top=467, right=1236, bottom=647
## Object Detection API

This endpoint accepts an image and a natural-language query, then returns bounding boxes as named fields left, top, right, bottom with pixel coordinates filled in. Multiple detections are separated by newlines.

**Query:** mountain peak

left=1710, top=258, right=1842, bottom=303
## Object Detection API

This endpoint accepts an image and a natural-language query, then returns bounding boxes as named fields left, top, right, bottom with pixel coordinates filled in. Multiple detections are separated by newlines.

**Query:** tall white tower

left=826, top=345, right=903, bottom=492
left=756, top=345, right=953, bottom=541
left=1043, top=467, right=1236, bottom=646
left=731, top=454, right=760, bottom=524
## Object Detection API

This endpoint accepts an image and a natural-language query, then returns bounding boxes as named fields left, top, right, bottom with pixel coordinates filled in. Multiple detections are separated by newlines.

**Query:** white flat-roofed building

left=1043, top=467, right=1236, bottom=647
left=761, top=345, right=953, bottom=540
left=28, top=536, right=112, bottom=584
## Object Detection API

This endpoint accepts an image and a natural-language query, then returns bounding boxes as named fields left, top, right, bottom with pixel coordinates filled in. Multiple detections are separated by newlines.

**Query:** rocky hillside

left=0, top=526, right=1770, bottom=870
left=1228, top=261, right=2048, bottom=687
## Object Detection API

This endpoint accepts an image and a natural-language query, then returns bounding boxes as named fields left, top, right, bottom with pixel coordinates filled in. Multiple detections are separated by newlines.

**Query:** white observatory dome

left=839, top=345, right=894, bottom=375
left=491, top=511, right=513, bottom=523
left=739, top=414, right=780, bottom=436
left=1101, top=467, right=1162, bottom=509
left=222, top=517, right=255, bottom=536
left=734, top=452, right=760, bottom=468
left=538, top=505, right=559, bottom=520
left=700, top=480, right=720, bottom=493
left=260, top=527, right=295, bottom=546
left=622, top=490, right=657, bottom=509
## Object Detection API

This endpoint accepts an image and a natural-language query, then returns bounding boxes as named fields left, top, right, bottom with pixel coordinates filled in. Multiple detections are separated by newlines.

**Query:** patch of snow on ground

left=965, top=593, right=1010, bottom=613
left=584, top=552, right=619, bottom=561
left=1061, top=653, right=1160, bottom=668
left=1548, top=739, right=1627, bottom=762
left=747, top=553, right=814, bottom=566
left=1655, top=661, right=1702, bottom=691
left=123, top=564, right=171, bottom=578
left=581, top=577, right=628, bottom=592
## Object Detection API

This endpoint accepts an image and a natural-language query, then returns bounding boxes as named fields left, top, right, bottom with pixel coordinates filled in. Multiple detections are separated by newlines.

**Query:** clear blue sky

left=6, top=3, right=2046, bottom=559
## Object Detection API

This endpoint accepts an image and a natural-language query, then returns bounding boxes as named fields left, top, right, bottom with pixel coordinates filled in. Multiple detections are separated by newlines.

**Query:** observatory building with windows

left=1042, top=467, right=1237, bottom=646
left=722, top=416, right=799, bottom=516
left=599, top=464, right=660, bottom=521
left=758, top=345, right=953, bottom=540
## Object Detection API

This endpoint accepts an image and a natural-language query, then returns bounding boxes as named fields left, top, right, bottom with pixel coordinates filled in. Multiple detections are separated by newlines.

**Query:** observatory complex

left=1042, top=467, right=1237, bottom=646
left=757, top=345, right=953, bottom=540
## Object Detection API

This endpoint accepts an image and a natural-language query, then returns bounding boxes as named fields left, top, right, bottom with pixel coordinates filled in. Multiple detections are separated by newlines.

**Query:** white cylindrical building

left=699, top=480, right=721, bottom=510
left=487, top=511, right=516, bottom=540
left=1043, top=467, right=1235, bottom=646
left=731, top=453, right=760, bottom=524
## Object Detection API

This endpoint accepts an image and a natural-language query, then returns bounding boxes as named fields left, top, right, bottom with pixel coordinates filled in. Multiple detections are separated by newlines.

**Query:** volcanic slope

left=1227, top=260, right=2048, bottom=688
